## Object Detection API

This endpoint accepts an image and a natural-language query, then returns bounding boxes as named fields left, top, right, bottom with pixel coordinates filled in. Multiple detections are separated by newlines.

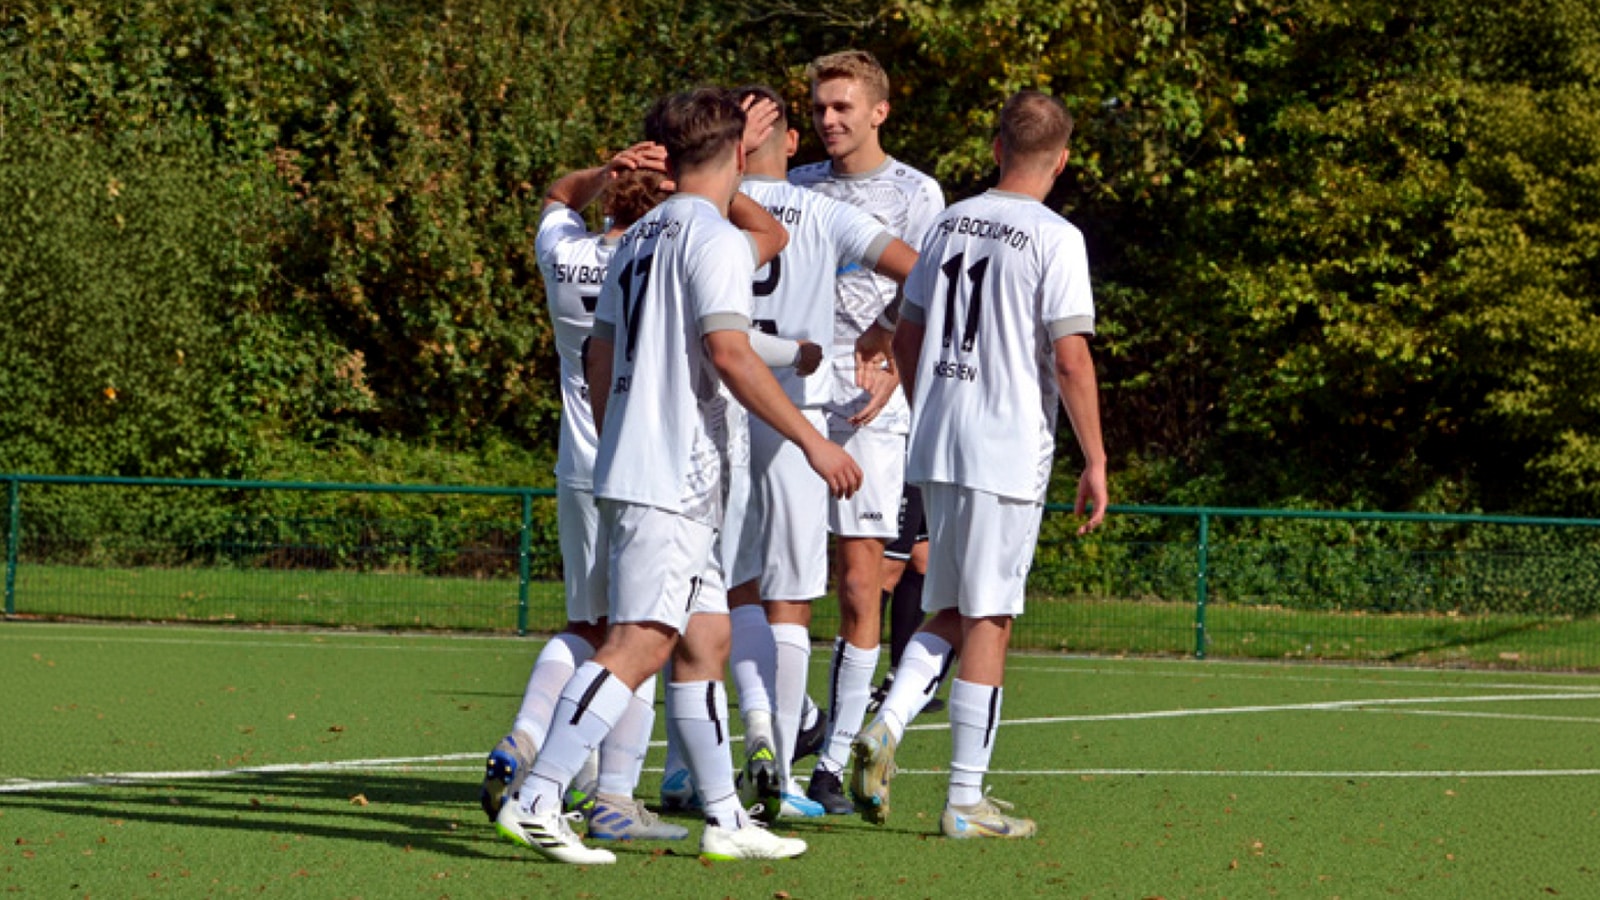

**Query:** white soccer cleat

left=849, top=718, right=898, bottom=825
left=479, top=729, right=537, bottom=822
left=495, top=794, right=616, bottom=865
left=699, top=820, right=807, bottom=861
left=940, top=793, right=1038, bottom=840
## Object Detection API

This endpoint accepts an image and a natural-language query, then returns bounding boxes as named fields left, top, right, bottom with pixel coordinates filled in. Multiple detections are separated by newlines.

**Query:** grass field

left=4, top=622, right=1599, bottom=897
left=13, top=563, right=1600, bottom=667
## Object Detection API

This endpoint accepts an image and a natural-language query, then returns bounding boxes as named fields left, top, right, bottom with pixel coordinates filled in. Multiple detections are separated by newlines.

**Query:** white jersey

left=534, top=203, right=615, bottom=491
left=738, top=175, right=895, bottom=408
left=592, top=193, right=757, bottom=526
left=901, top=189, right=1095, bottom=503
left=790, top=156, right=944, bottom=432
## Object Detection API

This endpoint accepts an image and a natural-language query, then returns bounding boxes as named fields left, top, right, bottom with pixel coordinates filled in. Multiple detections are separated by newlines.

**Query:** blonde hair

left=805, top=50, right=890, bottom=104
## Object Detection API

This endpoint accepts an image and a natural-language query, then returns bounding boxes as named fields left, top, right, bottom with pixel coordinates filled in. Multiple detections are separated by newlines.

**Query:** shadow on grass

left=1380, top=617, right=1554, bottom=663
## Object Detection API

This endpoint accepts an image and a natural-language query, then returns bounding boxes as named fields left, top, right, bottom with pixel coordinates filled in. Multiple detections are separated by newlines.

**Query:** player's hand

left=795, top=341, right=823, bottom=377
left=804, top=440, right=862, bottom=499
left=741, top=96, right=781, bottom=153
left=849, top=361, right=898, bottom=427
left=853, top=322, right=893, bottom=388
left=607, top=142, right=669, bottom=177
left=1074, top=464, right=1108, bottom=535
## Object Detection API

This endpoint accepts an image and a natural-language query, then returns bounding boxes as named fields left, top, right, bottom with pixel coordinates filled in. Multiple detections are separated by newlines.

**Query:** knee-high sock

left=948, top=678, right=1002, bottom=808
left=729, top=605, right=776, bottom=746
left=771, top=622, right=811, bottom=784
left=889, top=569, right=926, bottom=667
left=513, top=632, right=595, bottom=744
left=819, top=638, right=879, bottom=776
left=515, top=661, right=630, bottom=815
left=660, top=657, right=688, bottom=776
left=669, top=680, right=745, bottom=828
left=597, top=674, right=655, bottom=797
left=878, top=631, right=953, bottom=742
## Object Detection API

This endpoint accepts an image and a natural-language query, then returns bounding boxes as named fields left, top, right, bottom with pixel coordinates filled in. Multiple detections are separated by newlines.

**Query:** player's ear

left=784, top=128, right=799, bottom=158
left=1052, top=147, right=1070, bottom=177
left=991, top=136, right=1004, bottom=168
left=871, top=99, right=889, bottom=129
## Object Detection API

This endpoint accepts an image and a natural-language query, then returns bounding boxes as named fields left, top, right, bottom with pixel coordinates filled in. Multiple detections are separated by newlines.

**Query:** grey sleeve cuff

left=701, top=312, right=752, bottom=335
left=859, top=232, right=895, bottom=270
left=1048, top=315, right=1095, bottom=340
left=592, top=319, right=616, bottom=342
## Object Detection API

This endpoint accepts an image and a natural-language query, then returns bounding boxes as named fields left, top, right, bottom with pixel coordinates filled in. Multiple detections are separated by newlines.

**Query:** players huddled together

left=479, top=49, right=1108, bottom=865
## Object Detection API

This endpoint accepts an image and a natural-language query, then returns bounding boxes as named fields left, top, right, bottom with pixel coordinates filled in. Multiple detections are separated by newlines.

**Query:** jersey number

left=615, top=253, right=654, bottom=362
left=752, top=256, right=782, bottom=335
left=939, top=252, right=990, bottom=353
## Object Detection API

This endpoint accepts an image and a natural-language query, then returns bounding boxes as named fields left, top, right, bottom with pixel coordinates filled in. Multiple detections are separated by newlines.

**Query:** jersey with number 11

left=902, top=189, right=1095, bottom=504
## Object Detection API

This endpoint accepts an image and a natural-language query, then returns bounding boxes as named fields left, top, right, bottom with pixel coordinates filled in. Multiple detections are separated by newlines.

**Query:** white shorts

left=742, top=410, right=830, bottom=600
left=921, top=482, right=1042, bottom=619
left=600, top=499, right=727, bottom=631
left=826, top=425, right=905, bottom=539
left=558, top=483, right=606, bottom=624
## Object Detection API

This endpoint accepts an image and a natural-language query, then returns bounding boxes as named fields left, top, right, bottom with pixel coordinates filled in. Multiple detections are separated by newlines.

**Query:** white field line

left=1006, top=662, right=1600, bottom=694
left=6, top=691, right=1597, bottom=794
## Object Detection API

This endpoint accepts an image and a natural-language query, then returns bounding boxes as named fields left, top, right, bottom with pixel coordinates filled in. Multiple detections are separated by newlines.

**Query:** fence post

left=1194, top=510, right=1209, bottom=659
left=4, top=478, right=18, bottom=617
left=516, top=491, right=532, bottom=637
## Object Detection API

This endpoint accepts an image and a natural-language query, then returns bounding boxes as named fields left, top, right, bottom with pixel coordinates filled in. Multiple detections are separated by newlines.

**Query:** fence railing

left=5, top=473, right=1600, bottom=669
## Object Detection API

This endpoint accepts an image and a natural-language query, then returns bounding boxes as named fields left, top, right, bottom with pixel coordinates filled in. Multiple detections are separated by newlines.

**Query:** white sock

left=771, top=622, right=811, bottom=784
left=819, top=639, right=879, bottom=775
left=878, top=632, right=952, bottom=743
left=597, top=675, right=655, bottom=797
left=512, top=632, right=594, bottom=744
left=669, top=679, right=744, bottom=829
left=729, top=605, right=777, bottom=721
left=948, top=678, right=1001, bottom=808
left=660, top=657, right=688, bottom=776
left=517, top=662, right=630, bottom=815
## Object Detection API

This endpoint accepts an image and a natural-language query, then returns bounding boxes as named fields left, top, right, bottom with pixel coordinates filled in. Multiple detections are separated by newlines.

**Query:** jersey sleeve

left=900, top=222, right=944, bottom=321
left=594, top=243, right=626, bottom=331
left=535, top=203, right=592, bottom=267
left=1040, top=223, right=1095, bottom=337
left=902, top=177, right=947, bottom=249
left=690, top=223, right=756, bottom=332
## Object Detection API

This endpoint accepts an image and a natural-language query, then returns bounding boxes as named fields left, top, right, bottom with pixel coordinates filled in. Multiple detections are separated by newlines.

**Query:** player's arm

left=729, top=192, right=788, bottom=267
left=890, top=317, right=925, bottom=410
left=1054, top=332, right=1108, bottom=534
left=584, top=329, right=616, bottom=436
left=705, top=325, right=861, bottom=498
left=544, top=142, right=669, bottom=212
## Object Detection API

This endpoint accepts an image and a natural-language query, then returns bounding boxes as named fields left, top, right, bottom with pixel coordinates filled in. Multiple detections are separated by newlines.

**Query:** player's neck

left=994, top=171, right=1053, bottom=202
left=829, top=142, right=888, bottom=176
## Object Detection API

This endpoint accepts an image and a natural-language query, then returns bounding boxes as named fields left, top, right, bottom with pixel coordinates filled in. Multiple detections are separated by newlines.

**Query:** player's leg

left=481, top=483, right=607, bottom=821
left=938, top=487, right=1042, bottom=840
left=673, top=569, right=807, bottom=860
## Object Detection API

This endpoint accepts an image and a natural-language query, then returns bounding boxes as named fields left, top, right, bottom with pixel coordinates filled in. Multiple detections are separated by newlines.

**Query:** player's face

left=811, top=77, right=886, bottom=162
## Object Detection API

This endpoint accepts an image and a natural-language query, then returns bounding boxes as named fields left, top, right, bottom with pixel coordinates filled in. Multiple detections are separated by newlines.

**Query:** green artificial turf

left=3, top=622, right=1598, bottom=898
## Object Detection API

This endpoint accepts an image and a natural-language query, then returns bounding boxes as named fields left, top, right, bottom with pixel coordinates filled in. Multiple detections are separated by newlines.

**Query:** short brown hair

left=998, top=90, right=1073, bottom=158
left=604, top=168, right=668, bottom=227
left=805, top=50, right=890, bottom=104
left=644, top=87, right=746, bottom=171
left=733, top=83, right=788, bottom=127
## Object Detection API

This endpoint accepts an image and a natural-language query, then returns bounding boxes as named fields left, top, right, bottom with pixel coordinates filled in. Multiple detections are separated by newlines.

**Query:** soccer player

left=850, top=89, right=1108, bottom=839
left=788, top=49, right=946, bottom=814
left=495, top=87, right=861, bottom=865
left=480, top=145, right=686, bottom=842
left=719, top=84, right=919, bottom=819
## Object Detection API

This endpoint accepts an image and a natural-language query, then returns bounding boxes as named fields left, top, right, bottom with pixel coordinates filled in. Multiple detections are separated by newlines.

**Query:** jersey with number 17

left=591, top=193, right=758, bottom=526
left=902, top=189, right=1096, bottom=504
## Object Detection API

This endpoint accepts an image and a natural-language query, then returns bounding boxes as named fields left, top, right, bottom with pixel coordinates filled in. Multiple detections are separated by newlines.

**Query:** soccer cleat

left=849, top=718, right=898, bottom=825
left=940, top=794, right=1038, bottom=840
left=922, top=696, right=947, bottom=715
left=495, top=794, right=616, bottom=865
left=480, top=730, right=537, bottom=822
left=564, top=778, right=597, bottom=817
left=700, top=820, right=807, bottom=861
left=659, top=767, right=702, bottom=813
left=803, top=766, right=854, bottom=815
left=586, top=794, right=690, bottom=841
left=791, top=707, right=828, bottom=764
left=865, top=675, right=892, bottom=714
left=776, top=789, right=826, bottom=819
left=736, top=735, right=782, bottom=821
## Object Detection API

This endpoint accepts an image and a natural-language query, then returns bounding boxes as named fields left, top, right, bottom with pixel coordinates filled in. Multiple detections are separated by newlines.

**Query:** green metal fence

left=5, top=473, right=1600, bottom=669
